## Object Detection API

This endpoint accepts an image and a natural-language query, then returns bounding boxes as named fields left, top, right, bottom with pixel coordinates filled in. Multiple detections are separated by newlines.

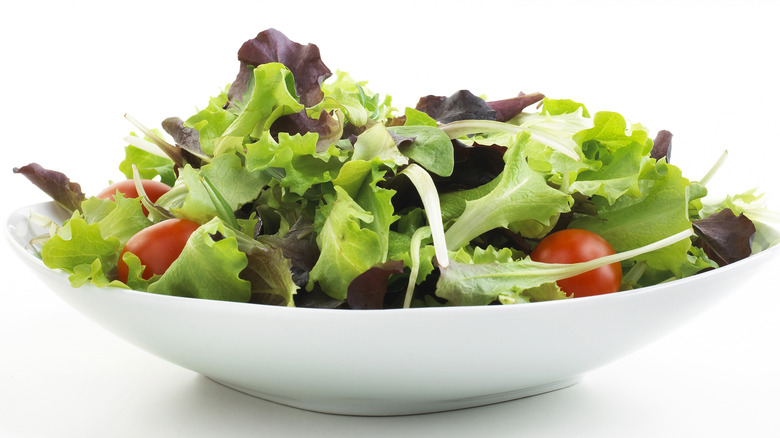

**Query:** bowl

left=7, top=201, right=779, bottom=416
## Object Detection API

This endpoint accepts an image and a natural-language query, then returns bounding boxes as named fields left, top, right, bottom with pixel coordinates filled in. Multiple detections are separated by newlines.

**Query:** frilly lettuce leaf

left=41, top=215, right=121, bottom=277
left=574, top=111, right=653, bottom=156
left=570, top=159, right=694, bottom=276
left=308, top=70, right=394, bottom=126
left=80, top=194, right=152, bottom=246
left=42, top=193, right=151, bottom=281
left=333, top=160, right=398, bottom=260
left=308, top=160, right=399, bottom=300
left=200, top=152, right=269, bottom=210
left=68, top=258, right=124, bottom=289
left=246, top=131, right=345, bottom=196
left=437, top=229, right=694, bottom=306
left=444, top=132, right=572, bottom=249
left=308, top=186, right=385, bottom=300
left=437, top=246, right=569, bottom=306
left=540, top=97, right=590, bottom=117
left=147, top=218, right=251, bottom=302
left=570, top=142, right=651, bottom=204
left=213, top=63, right=304, bottom=156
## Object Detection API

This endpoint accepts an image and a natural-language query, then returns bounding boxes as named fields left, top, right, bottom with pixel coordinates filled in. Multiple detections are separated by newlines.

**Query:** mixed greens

left=13, top=29, right=779, bottom=309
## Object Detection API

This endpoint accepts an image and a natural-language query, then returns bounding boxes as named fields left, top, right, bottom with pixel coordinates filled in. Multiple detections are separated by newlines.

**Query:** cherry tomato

left=530, top=229, right=622, bottom=297
left=96, top=179, right=171, bottom=214
left=116, top=219, right=201, bottom=283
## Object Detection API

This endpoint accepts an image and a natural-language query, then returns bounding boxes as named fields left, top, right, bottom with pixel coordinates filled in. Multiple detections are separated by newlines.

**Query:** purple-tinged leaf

left=387, top=130, right=416, bottom=149
left=226, top=63, right=253, bottom=108
left=162, top=117, right=207, bottom=162
left=125, top=113, right=199, bottom=170
left=651, top=130, right=673, bottom=162
left=13, top=163, right=86, bottom=213
left=270, top=109, right=343, bottom=152
left=347, top=260, right=405, bottom=309
left=415, top=90, right=496, bottom=124
left=692, top=208, right=756, bottom=266
left=487, top=92, right=545, bottom=122
left=233, top=28, right=332, bottom=107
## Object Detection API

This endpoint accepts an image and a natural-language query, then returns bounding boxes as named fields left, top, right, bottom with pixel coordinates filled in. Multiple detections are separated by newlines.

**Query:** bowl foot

left=207, top=376, right=582, bottom=416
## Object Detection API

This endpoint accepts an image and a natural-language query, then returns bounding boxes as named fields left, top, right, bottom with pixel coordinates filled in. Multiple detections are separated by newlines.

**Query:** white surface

left=1, top=0, right=779, bottom=436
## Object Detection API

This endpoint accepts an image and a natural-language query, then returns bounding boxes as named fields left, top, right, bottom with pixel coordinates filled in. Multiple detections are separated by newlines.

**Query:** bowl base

left=207, top=376, right=582, bottom=416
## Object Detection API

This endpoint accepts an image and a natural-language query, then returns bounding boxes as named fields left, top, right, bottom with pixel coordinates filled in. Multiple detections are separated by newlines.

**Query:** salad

left=13, top=29, right=779, bottom=310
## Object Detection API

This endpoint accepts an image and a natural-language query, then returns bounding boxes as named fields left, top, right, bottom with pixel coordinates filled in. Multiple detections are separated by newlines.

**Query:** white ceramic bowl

left=7, top=201, right=779, bottom=416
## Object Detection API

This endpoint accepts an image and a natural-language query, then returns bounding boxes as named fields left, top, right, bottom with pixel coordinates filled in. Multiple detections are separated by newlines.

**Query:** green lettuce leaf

left=308, top=70, right=394, bottom=126
left=80, top=194, right=152, bottom=246
left=351, top=123, right=409, bottom=169
left=68, top=258, right=127, bottom=288
left=539, top=97, right=590, bottom=117
left=41, top=215, right=121, bottom=275
left=119, top=134, right=177, bottom=186
left=333, top=160, right=398, bottom=260
left=569, top=159, right=694, bottom=276
left=213, top=63, right=304, bottom=156
left=308, top=186, right=385, bottom=300
left=569, top=142, right=651, bottom=204
left=246, top=131, right=345, bottom=196
left=403, top=107, right=438, bottom=127
left=444, top=132, right=572, bottom=249
left=147, top=218, right=251, bottom=302
left=574, top=111, right=653, bottom=156
left=183, top=86, right=238, bottom=156
left=387, top=125, right=454, bottom=177
left=437, top=229, right=694, bottom=305
left=157, top=165, right=218, bottom=224
left=200, top=152, right=269, bottom=210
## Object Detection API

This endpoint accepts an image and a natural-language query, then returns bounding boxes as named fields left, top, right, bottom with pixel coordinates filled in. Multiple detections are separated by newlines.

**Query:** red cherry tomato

left=116, top=219, right=201, bottom=283
left=96, top=179, right=171, bottom=214
left=530, top=229, right=622, bottom=297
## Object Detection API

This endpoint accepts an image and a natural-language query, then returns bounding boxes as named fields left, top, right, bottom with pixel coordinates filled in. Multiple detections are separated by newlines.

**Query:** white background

left=2, top=1, right=779, bottom=436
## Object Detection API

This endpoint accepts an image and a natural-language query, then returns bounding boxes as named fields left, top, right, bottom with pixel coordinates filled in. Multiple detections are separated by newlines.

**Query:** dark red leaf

left=347, top=260, right=405, bottom=310
left=232, top=28, right=332, bottom=107
left=415, top=90, right=496, bottom=123
left=13, top=163, right=86, bottom=213
left=692, top=208, right=756, bottom=266
left=651, top=130, right=673, bottom=162
left=487, top=92, right=545, bottom=122
left=161, top=117, right=207, bottom=166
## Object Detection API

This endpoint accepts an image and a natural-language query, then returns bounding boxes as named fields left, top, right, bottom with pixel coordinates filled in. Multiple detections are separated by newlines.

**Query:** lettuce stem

left=699, top=149, right=728, bottom=187
left=401, top=164, right=449, bottom=268
left=439, top=119, right=581, bottom=161
left=403, top=226, right=432, bottom=308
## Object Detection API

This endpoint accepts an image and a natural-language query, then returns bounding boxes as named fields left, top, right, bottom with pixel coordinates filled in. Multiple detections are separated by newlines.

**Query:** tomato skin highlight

left=530, top=229, right=622, bottom=297
left=116, top=219, right=201, bottom=284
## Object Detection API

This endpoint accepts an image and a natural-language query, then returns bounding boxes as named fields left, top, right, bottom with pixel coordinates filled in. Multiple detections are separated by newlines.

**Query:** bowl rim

left=8, top=200, right=779, bottom=316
